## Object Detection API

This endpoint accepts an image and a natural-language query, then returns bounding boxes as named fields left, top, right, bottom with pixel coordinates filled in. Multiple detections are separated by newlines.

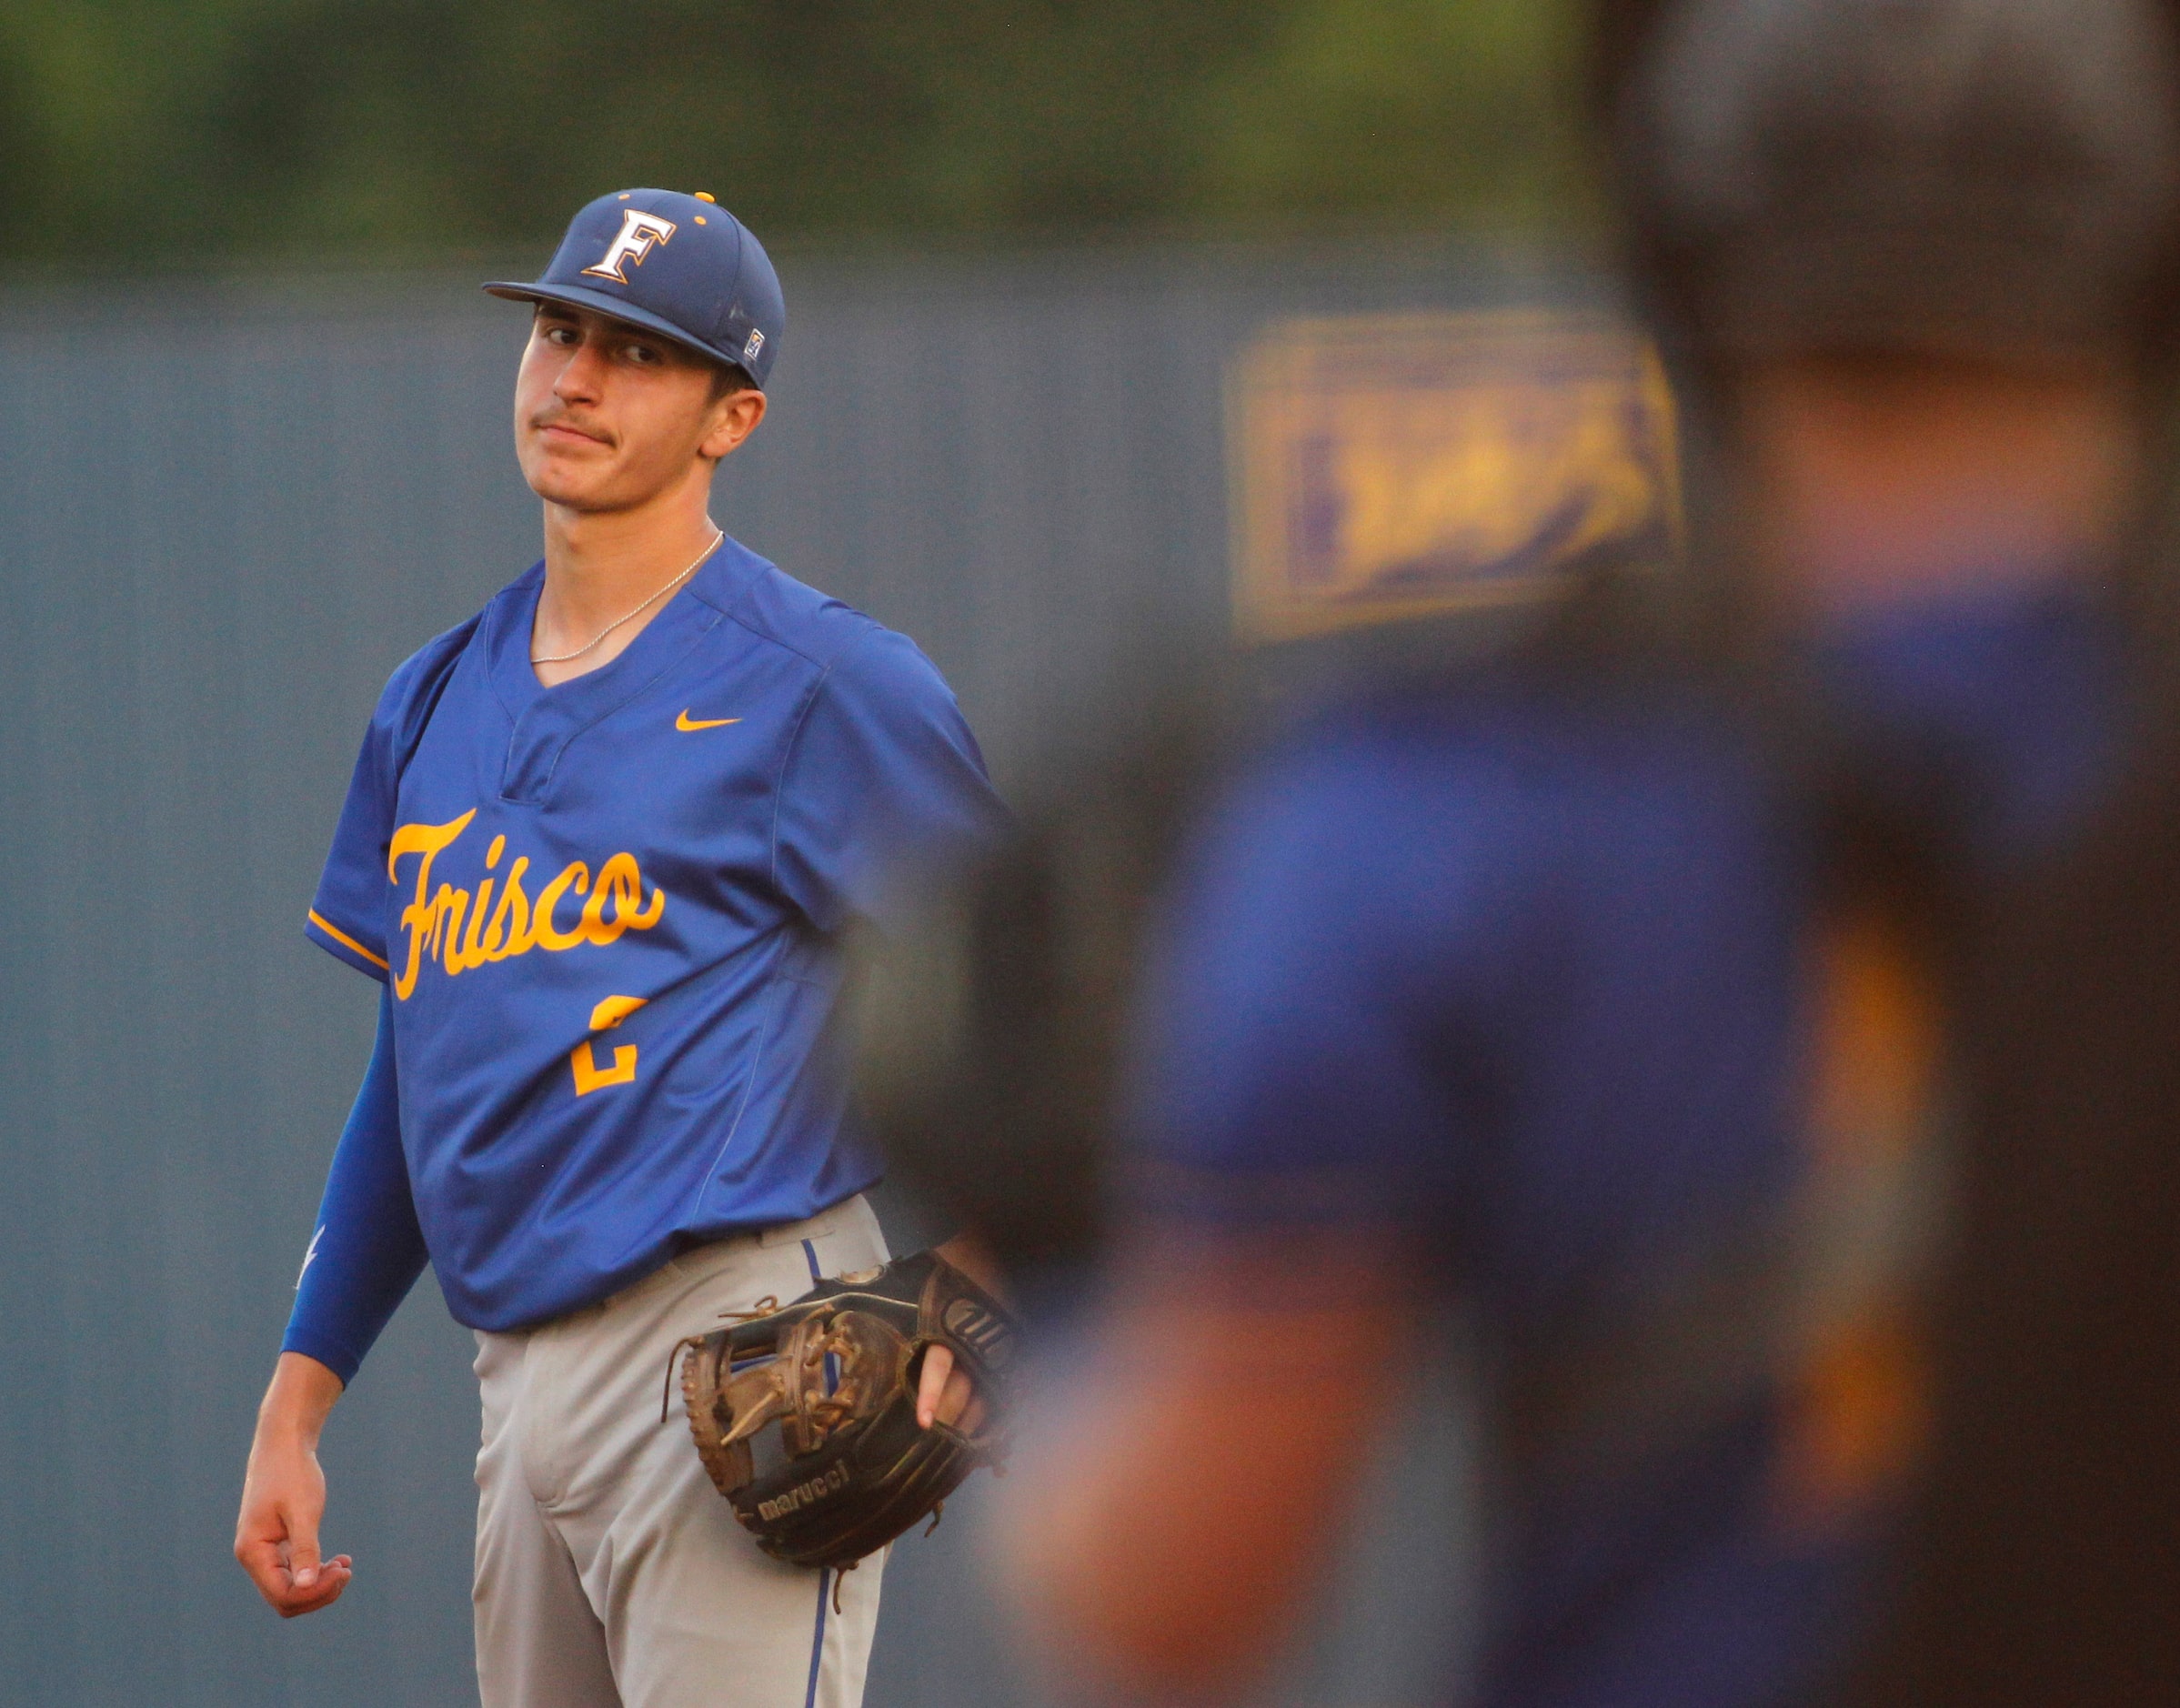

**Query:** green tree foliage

left=0, top=0, right=1588, bottom=267
left=1201, top=0, right=1586, bottom=225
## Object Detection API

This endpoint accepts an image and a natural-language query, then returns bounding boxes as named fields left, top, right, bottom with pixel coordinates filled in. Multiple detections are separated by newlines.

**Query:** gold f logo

left=583, top=209, right=678, bottom=283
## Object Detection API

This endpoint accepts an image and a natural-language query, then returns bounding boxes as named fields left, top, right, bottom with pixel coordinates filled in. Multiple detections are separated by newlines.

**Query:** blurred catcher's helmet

left=1607, top=0, right=2180, bottom=365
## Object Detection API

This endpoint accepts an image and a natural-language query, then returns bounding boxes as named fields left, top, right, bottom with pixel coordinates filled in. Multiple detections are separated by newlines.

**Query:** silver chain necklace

left=530, top=531, right=722, bottom=667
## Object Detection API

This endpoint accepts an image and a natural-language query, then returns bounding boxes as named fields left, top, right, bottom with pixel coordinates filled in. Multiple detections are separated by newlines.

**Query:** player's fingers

left=934, top=1362, right=979, bottom=1430
left=288, top=1525, right=323, bottom=1591
left=235, top=1535, right=295, bottom=1609
left=236, top=1479, right=348, bottom=1616
left=236, top=1535, right=348, bottom=1615
left=277, top=1556, right=353, bottom=1619
left=236, top=1494, right=298, bottom=1602
left=917, top=1344, right=956, bottom=1429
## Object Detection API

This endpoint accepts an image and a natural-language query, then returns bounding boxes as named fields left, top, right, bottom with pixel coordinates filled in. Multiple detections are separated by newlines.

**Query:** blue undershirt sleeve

left=280, top=986, right=429, bottom=1385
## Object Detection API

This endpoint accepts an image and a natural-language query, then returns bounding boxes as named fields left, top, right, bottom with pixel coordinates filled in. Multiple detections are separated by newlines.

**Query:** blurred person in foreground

left=981, top=2, right=2180, bottom=1703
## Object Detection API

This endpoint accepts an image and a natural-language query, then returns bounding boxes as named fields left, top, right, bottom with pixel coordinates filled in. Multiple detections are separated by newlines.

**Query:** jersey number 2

left=572, top=994, right=649, bottom=1096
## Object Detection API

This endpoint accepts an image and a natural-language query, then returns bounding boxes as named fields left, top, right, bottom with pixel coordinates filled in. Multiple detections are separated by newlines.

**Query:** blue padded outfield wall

left=0, top=237, right=1611, bottom=1706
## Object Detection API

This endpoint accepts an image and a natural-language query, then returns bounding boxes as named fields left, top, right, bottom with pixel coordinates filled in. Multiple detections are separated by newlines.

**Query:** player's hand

left=919, top=1236, right=1002, bottom=1432
left=236, top=1352, right=353, bottom=1618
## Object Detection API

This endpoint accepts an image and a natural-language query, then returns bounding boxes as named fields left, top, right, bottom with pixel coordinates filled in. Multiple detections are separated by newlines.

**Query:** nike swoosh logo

left=677, top=711, right=742, bottom=731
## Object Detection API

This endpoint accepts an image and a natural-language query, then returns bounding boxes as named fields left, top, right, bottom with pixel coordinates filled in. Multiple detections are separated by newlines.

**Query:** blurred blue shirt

left=1129, top=581, right=2125, bottom=1708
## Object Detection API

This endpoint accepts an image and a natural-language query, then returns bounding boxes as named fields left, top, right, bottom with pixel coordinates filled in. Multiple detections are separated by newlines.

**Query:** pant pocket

left=806, top=1195, right=889, bottom=1278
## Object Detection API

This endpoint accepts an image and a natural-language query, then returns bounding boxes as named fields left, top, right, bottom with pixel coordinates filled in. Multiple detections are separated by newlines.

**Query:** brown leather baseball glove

left=676, top=1250, right=1019, bottom=1572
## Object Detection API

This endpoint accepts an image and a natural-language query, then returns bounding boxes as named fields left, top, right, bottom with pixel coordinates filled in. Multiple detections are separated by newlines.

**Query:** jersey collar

left=486, top=538, right=758, bottom=803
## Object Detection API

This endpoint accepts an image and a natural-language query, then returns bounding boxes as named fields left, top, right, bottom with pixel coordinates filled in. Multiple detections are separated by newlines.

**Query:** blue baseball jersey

left=303, top=537, right=1006, bottom=1332
left=1127, top=583, right=2124, bottom=1708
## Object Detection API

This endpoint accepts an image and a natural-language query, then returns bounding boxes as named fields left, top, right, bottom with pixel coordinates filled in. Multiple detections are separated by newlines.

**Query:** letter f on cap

left=583, top=209, right=678, bottom=283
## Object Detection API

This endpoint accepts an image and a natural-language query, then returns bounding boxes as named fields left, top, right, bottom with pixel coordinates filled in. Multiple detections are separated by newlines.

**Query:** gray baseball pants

left=471, top=1196, right=890, bottom=1708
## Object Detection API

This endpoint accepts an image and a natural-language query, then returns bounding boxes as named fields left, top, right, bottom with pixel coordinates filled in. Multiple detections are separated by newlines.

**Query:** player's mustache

left=531, top=407, right=616, bottom=445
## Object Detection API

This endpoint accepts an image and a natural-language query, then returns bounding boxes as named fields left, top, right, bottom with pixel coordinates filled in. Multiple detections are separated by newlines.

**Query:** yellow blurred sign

left=1229, top=310, right=1681, bottom=642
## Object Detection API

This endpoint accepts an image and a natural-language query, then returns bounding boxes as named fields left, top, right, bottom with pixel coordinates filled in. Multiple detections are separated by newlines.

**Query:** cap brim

left=481, top=280, right=758, bottom=386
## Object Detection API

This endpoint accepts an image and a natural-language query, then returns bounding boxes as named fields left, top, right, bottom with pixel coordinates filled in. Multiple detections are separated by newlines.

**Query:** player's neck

left=533, top=490, right=720, bottom=688
left=1735, top=354, right=2138, bottom=620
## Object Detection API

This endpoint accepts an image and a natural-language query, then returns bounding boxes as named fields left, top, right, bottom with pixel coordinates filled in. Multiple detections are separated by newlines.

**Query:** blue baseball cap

left=485, top=188, right=784, bottom=388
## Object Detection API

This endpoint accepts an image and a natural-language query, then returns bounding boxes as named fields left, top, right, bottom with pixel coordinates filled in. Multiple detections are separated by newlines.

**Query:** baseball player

left=233, top=188, right=1006, bottom=1708
left=989, top=2, right=2179, bottom=1704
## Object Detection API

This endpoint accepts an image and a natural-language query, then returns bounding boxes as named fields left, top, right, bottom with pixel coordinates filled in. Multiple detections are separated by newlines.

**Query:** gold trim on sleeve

left=308, top=909, right=391, bottom=972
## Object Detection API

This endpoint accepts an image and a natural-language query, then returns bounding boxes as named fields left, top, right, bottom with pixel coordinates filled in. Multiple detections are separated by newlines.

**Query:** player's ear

left=699, top=387, right=766, bottom=463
